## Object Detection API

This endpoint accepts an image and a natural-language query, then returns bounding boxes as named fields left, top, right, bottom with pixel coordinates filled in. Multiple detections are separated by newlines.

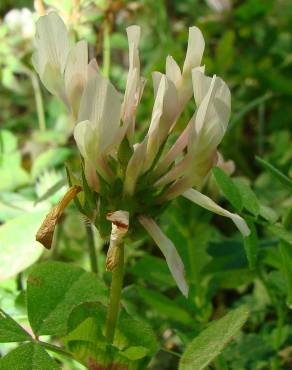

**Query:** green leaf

left=215, top=31, right=235, bottom=73
left=129, top=256, right=176, bottom=287
left=0, top=210, right=47, bottom=280
left=255, top=156, right=292, bottom=191
left=0, top=342, right=60, bottom=370
left=64, top=302, right=157, bottom=368
left=34, top=178, right=67, bottom=205
left=32, top=148, right=72, bottom=179
left=117, top=311, right=158, bottom=357
left=267, top=224, right=292, bottom=244
left=233, top=179, right=260, bottom=216
left=0, top=309, right=31, bottom=343
left=179, top=306, right=249, bottom=370
left=243, top=218, right=258, bottom=270
left=279, top=241, right=292, bottom=308
left=259, top=205, right=279, bottom=223
left=0, top=192, right=40, bottom=222
left=137, top=287, right=193, bottom=325
left=0, top=130, right=17, bottom=154
left=0, top=131, right=30, bottom=191
left=212, top=167, right=243, bottom=211
left=27, top=261, right=108, bottom=336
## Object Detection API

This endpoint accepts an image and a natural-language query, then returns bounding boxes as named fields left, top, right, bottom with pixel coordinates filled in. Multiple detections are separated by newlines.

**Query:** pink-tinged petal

left=183, top=188, right=250, bottom=236
left=152, top=71, right=163, bottom=98
left=64, top=40, right=88, bottom=118
left=216, top=151, right=235, bottom=175
left=138, top=215, right=189, bottom=297
left=84, top=160, right=99, bottom=193
left=124, top=141, right=147, bottom=196
left=123, top=25, right=142, bottom=145
left=153, top=124, right=191, bottom=178
left=154, top=152, right=193, bottom=188
left=74, top=120, right=114, bottom=183
left=87, top=58, right=99, bottom=78
left=126, top=25, right=140, bottom=71
left=144, top=75, right=180, bottom=172
left=193, top=74, right=231, bottom=171
left=122, top=67, right=139, bottom=142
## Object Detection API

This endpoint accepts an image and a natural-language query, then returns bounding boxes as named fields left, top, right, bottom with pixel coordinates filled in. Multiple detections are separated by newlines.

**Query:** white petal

left=78, top=73, right=122, bottom=155
left=123, top=25, right=142, bottom=144
left=87, top=58, right=99, bottom=78
left=153, top=124, right=191, bottom=178
left=122, top=67, right=139, bottom=142
left=166, top=55, right=182, bottom=88
left=152, top=71, right=163, bottom=98
left=195, top=74, right=231, bottom=153
left=178, top=27, right=205, bottom=108
left=144, top=75, right=179, bottom=172
left=183, top=27, right=205, bottom=74
left=33, top=12, right=69, bottom=96
left=84, top=160, right=99, bottom=193
left=183, top=188, right=250, bottom=236
left=126, top=25, right=141, bottom=70
left=73, top=120, right=95, bottom=159
left=64, top=40, right=88, bottom=117
left=123, top=141, right=147, bottom=196
left=138, top=215, right=189, bottom=297
left=154, top=151, right=193, bottom=188
left=192, top=67, right=211, bottom=106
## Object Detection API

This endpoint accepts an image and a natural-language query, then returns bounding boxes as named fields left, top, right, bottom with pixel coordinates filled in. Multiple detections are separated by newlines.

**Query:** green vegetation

left=0, top=1, right=291, bottom=369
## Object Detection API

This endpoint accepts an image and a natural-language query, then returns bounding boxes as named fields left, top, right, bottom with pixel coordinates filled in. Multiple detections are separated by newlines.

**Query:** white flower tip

left=181, top=281, right=189, bottom=298
left=188, top=26, right=205, bottom=51
left=231, top=214, right=251, bottom=237
left=126, top=25, right=141, bottom=44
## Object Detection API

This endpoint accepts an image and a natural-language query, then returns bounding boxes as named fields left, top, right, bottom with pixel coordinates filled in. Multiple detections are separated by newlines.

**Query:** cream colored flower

left=32, top=12, right=90, bottom=118
left=34, top=14, right=250, bottom=298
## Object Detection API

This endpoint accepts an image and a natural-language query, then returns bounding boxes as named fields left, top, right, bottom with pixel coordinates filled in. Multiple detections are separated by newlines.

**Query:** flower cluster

left=34, top=12, right=249, bottom=297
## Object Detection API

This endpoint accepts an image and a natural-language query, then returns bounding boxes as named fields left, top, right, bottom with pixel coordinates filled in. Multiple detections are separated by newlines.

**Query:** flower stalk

left=105, top=243, right=124, bottom=343
left=85, top=222, right=98, bottom=274
left=104, top=211, right=129, bottom=342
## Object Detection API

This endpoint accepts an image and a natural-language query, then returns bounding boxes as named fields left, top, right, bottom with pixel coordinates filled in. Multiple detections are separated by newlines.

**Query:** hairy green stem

left=105, top=244, right=124, bottom=343
left=85, top=223, right=98, bottom=274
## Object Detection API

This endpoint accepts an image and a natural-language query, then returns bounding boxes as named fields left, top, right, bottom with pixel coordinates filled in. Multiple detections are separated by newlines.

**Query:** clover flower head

left=4, top=8, right=35, bottom=39
left=206, top=0, right=231, bottom=13
left=34, top=12, right=250, bottom=297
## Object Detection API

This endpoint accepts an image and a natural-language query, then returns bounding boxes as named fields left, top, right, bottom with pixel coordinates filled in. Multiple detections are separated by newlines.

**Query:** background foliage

left=0, top=0, right=291, bottom=369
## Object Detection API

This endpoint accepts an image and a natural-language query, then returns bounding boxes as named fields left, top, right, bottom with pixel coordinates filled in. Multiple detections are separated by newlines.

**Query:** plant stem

left=105, top=243, right=124, bottom=343
left=30, top=72, right=46, bottom=132
left=102, top=20, right=111, bottom=78
left=160, top=347, right=181, bottom=358
left=38, top=341, right=73, bottom=360
left=85, top=223, right=98, bottom=274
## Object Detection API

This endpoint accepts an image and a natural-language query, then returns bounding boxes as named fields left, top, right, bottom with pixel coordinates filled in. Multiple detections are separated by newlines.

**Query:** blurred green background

left=0, top=0, right=292, bottom=369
